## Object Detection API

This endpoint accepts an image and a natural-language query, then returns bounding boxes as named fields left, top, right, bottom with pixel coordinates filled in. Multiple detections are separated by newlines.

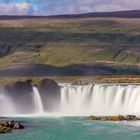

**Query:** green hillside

left=0, top=17, right=139, bottom=75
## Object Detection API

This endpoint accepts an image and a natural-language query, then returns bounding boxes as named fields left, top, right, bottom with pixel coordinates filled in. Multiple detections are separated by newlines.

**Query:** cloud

left=94, top=4, right=126, bottom=12
left=0, top=0, right=140, bottom=15
left=0, top=2, right=33, bottom=15
left=32, top=0, right=140, bottom=15
left=74, top=0, right=140, bottom=13
left=77, top=0, right=140, bottom=13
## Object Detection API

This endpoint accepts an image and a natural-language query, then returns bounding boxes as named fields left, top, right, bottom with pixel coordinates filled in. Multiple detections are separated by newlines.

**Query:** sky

left=0, top=0, right=140, bottom=15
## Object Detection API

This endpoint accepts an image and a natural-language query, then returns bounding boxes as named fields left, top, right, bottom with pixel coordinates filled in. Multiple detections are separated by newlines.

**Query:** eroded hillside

left=0, top=17, right=139, bottom=76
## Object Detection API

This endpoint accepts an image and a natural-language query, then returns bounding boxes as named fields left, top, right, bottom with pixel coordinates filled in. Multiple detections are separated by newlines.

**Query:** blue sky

left=0, top=0, right=140, bottom=15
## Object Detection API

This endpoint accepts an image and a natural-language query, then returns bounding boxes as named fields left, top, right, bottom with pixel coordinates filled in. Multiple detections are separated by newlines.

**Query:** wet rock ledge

left=89, top=115, right=140, bottom=121
left=0, top=120, right=24, bottom=133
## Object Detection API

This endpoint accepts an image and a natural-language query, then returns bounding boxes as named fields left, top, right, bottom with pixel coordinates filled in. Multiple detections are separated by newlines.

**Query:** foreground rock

left=89, top=115, right=140, bottom=121
left=0, top=120, right=24, bottom=133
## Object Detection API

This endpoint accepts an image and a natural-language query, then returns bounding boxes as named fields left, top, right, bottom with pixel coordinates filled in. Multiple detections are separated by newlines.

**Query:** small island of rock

left=89, top=115, right=140, bottom=121
left=0, top=120, right=24, bottom=133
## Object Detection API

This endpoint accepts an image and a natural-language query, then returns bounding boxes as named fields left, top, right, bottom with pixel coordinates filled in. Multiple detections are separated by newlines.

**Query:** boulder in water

left=89, top=115, right=140, bottom=121
left=0, top=120, right=24, bottom=133
left=13, top=122, right=24, bottom=129
left=125, top=115, right=138, bottom=121
left=0, top=126, right=12, bottom=133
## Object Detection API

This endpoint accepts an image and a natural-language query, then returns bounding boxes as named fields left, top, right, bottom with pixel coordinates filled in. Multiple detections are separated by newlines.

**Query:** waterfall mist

left=0, top=84, right=140, bottom=116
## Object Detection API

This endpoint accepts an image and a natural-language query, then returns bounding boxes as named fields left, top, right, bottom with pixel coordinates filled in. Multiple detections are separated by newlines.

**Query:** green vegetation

left=0, top=18, right=139, bottom=74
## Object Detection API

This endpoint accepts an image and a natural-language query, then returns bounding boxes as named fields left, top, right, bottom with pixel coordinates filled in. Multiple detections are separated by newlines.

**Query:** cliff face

left=4, top=80, right=33, bottom=114
left=3, top=79, right=61, bottom=113
left=38, top=79, right=61, bottom=111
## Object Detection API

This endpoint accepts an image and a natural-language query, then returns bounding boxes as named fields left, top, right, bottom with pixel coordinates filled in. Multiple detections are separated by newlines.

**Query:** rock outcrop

left=4, top=80, right=33, bottom=95
left=0, top=120, right=24, bottom=133
left=89, top=115, right=140, bottom=121
left=72, top=80, right=92, bottom=85
left=38, top=79, right=60, bottom=112
left=4, top=80, right=34, bottom=114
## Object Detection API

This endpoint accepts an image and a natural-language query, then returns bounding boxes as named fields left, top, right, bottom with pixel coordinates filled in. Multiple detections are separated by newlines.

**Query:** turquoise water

left=1, top=117, right=140, bottom=140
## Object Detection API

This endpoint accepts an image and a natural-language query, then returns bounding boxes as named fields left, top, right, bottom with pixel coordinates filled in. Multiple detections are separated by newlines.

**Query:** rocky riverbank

left=0, top=120, right=24, bottom=133
left=89, top=115, right=140, bottom=121
left=0, top=76, right=140, bottom=86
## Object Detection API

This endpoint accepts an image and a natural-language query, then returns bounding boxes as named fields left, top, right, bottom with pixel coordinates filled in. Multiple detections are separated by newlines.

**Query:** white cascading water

left=32, top=86, right=44, bottom=113
left=0, top=84, right=140, bottom=116
left=0, top=92, right=16, bottom=116
left=59, top=84, right=140, bottom=116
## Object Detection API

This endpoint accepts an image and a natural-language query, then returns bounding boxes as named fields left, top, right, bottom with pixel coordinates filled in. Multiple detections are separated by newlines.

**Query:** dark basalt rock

left=38, top=79, right=60, bottom=112
left=39, top=79, right=59, bottom=93
left=0, top=120, right=24, bottom=133
left=13, top=122, right=24, bottom=129
left=0, top=126, right=12, bottom=133
left=4, top=80, right=33, bottom=95
left=89, top=115, right=140, bottom=121
left=4, top=80, right=34, bottom=114
left=125, top=115, right=138, bottom=121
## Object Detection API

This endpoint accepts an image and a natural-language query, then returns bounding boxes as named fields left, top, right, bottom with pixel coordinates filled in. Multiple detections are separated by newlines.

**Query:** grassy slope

left=0, top=17, right=139, bottom=75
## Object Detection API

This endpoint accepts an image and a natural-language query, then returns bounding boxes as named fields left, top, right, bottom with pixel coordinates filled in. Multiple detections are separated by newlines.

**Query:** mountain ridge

left=0, top=10, right=140, bottom=20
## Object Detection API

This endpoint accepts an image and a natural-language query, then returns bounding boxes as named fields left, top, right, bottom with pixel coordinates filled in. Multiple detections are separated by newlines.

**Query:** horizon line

left=0, top=9, right=140, bottom=17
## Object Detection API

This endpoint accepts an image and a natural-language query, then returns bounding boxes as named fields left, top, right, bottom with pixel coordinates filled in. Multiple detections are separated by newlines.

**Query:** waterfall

left=0, top=84, right=140, bottom=116
left=60, top=85, right=93, bottom=116
left=0, top=92, right=16, bottom=115
left=32, top=86, right=44, bottom=113
left=60, top=84, right=140, bottom=116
